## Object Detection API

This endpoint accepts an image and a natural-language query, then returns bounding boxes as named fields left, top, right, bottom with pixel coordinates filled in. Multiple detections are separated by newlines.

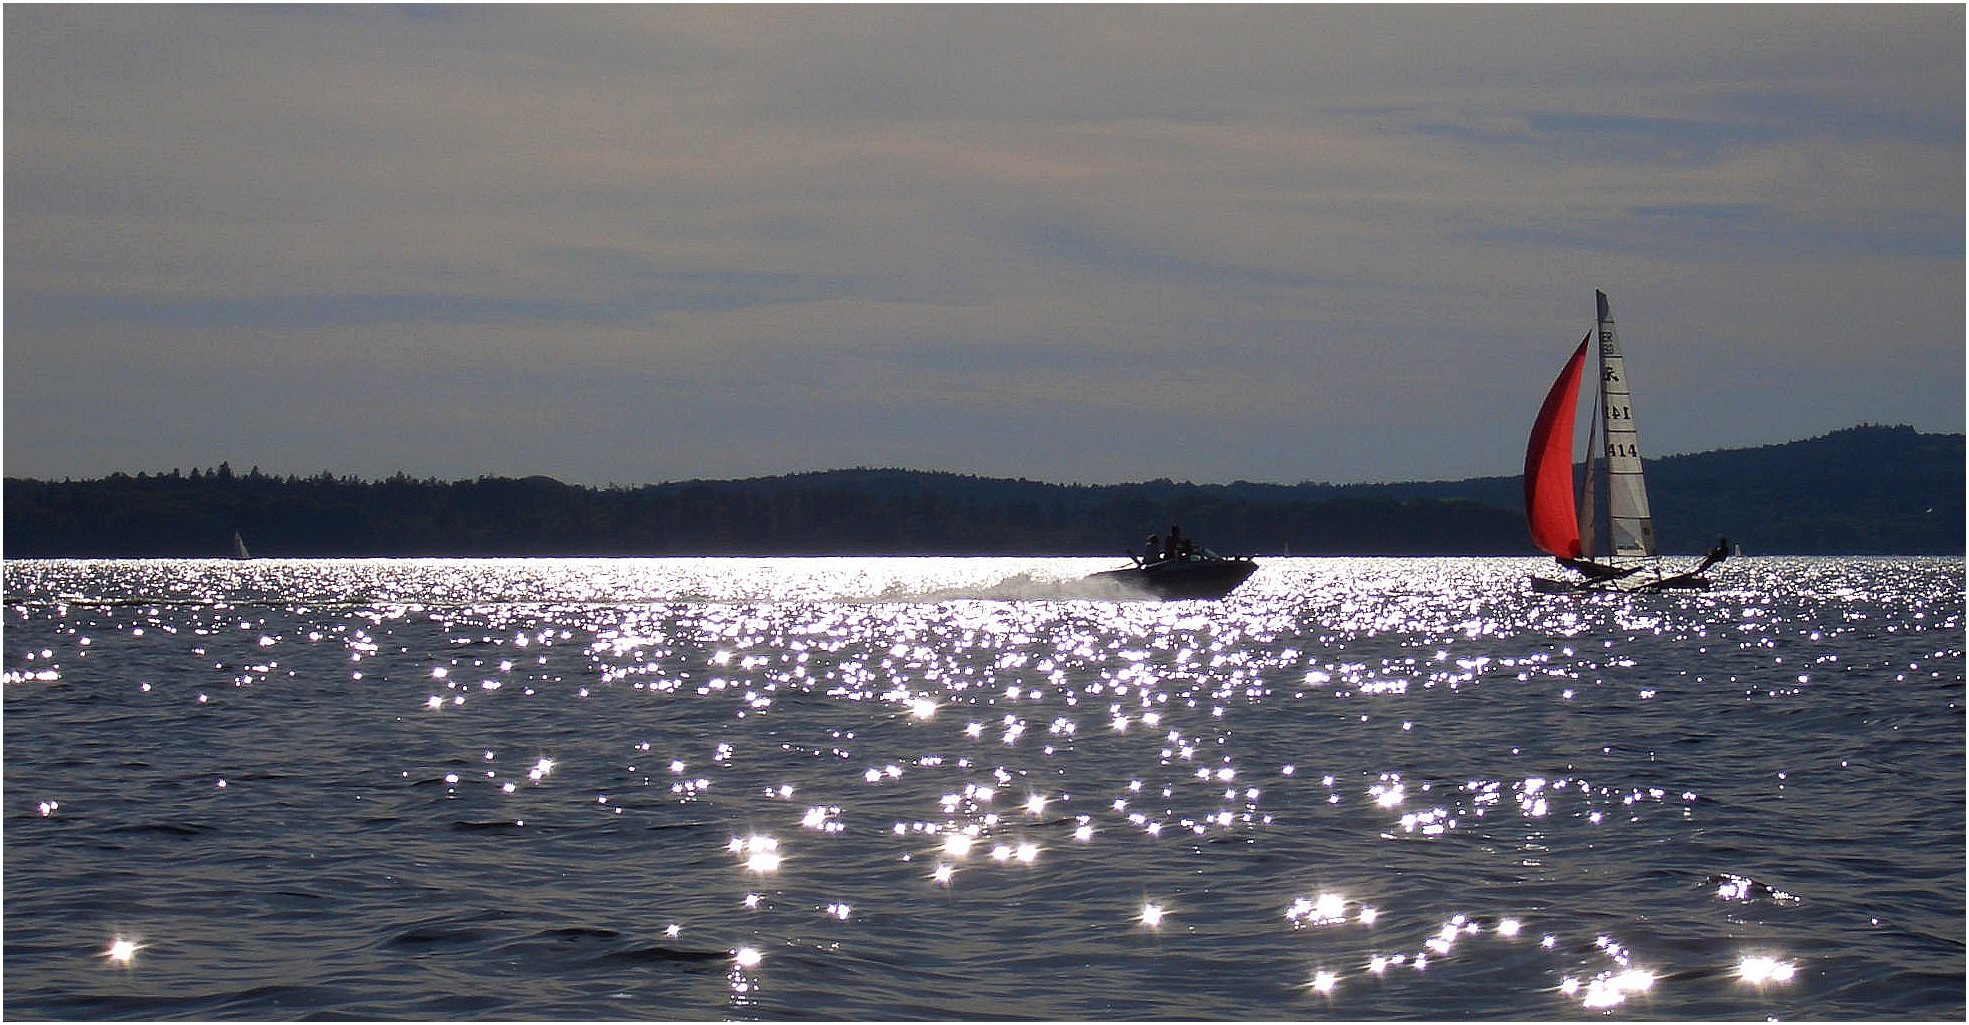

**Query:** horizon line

left=4, top=423, right=1943, bottom=492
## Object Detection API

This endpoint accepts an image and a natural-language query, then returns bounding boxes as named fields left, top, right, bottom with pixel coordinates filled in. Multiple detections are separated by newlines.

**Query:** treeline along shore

left=4, top=426, right=1961, bottom=558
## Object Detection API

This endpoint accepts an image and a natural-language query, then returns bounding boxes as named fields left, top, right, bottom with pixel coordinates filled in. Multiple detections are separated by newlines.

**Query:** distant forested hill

left=4, top=425, right=1960, bottom=558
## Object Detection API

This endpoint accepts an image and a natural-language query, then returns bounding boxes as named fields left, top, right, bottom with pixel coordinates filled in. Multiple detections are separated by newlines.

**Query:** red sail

left=1524, top=334, right=1591, bottom=558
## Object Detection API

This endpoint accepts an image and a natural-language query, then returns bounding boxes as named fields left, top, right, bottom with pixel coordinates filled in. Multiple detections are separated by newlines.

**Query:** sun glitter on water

left=5, top=555, right=1958, bottom=1021
left=730, top=835, right=783, bottom=873
left=1738, top=956, right=1797, bottom=985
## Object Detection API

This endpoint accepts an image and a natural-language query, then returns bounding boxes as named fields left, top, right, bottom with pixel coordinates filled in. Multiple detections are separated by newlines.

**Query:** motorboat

left=1085, top=550, right=1258, bottom=600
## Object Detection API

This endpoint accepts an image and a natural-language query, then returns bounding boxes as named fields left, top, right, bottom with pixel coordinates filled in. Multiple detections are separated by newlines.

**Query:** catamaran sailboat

left=1524, top=291, right=1727, bottom=593
left=231, top=531, right=252, bottom=560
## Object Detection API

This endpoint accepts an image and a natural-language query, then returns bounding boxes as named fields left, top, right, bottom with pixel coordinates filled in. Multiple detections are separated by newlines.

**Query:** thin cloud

left=5, top=5, right=1960, bottom=487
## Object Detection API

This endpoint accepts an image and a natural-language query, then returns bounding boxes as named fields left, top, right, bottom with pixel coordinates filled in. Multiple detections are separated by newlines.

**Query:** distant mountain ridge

left=3, top=425, right=1960, bottom=557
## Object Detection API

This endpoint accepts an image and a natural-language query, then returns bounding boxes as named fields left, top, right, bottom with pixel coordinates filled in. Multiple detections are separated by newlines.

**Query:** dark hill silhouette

left=3, top=425, right=1959, bottom=557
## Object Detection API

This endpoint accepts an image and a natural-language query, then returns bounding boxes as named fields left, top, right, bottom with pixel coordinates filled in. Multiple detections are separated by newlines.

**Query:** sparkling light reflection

left=1577, top=968, right=1655, bottom=1009
left=1738, top=956, right=1797, bottom=984
left=1285, top=893, right=1349, bottom=926
left=9, top=555, right=1944, bottom=1019
left=730, top=835, right=783, bottom=873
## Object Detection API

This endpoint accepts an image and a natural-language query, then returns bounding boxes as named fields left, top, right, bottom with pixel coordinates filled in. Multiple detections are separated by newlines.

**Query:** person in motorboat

left=1132, top=525, right=1214, bottom=567
left=1097, top=526, right=1258, bottom=600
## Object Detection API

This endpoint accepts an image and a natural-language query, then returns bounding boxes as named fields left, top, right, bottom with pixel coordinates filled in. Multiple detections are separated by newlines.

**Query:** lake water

left=4, top=556, right=1962, bottom=1020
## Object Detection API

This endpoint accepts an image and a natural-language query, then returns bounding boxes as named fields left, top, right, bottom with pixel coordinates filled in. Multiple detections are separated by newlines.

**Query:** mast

left=1594, top=290, right=1656, bottom=560
left=1577, top=389, right=1603, bottom=560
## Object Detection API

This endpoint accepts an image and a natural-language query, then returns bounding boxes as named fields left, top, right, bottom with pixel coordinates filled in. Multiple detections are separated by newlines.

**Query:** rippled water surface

left=5, top=557, right=1962, bottom=1020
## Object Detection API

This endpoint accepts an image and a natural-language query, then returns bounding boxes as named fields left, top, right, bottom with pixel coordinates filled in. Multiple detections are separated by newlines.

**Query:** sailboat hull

left=1531, top=571, right=1710, bottom=595
left=1645, top=572, right=1711, bottom=591
left=1530, top=575, right=1577, bottom=595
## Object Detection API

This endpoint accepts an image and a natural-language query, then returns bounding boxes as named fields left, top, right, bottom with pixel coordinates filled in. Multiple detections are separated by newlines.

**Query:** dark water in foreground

left=4, top=557, right=1962, bottom=1020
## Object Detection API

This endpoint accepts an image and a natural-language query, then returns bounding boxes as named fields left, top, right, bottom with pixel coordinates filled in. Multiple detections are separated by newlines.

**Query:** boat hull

left=1086, top=557, right=1258, bottom=601
left=1531, top=572, right=1711, bottom=595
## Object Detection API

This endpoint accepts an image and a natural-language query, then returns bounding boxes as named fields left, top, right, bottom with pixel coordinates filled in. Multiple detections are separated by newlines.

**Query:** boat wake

left=859, top=571, right=1155, bottom=604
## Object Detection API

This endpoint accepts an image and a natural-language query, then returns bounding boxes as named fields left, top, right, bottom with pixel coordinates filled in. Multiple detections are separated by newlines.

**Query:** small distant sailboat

left=231, top=531, right=252, bottom=560
left=1525, top=291, right=1728, bottom=594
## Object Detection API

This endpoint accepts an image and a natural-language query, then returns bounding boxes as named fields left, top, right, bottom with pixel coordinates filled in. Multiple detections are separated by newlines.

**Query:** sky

left=6, top=5, right=1962, bottom=487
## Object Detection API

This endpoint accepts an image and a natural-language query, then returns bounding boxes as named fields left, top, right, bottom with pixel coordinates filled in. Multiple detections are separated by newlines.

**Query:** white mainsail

left=1594, top=290, right=1656, bottom=560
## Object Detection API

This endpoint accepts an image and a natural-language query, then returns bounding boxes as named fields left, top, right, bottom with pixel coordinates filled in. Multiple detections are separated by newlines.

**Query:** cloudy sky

left=7, top=5, right=1961, bottom=487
